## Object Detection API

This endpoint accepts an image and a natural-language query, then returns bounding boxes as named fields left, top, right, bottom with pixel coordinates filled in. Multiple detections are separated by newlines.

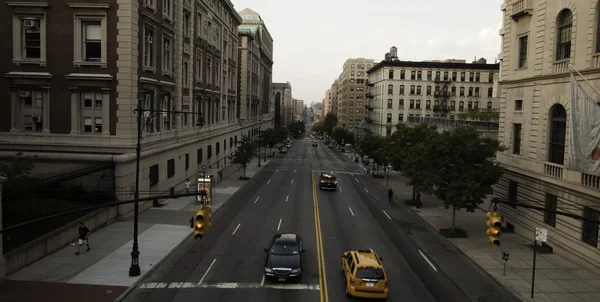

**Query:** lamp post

left=129, top=97, right=203, bottom=277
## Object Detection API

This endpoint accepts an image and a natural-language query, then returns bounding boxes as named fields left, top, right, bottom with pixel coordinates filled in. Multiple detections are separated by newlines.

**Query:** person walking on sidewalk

left=185, top=179, right=191, bottom=194
left=75, top=222, right=90, bottom=255
left=388, top=188, right=394, bottom=206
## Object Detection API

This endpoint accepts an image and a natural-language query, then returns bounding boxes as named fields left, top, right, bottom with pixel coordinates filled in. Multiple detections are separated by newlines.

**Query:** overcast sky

left=235, top=0, right=504, bottom=105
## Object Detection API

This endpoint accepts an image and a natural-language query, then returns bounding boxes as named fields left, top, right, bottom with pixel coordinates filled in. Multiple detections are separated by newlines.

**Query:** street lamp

left=129, top=97, right=203, bottom=277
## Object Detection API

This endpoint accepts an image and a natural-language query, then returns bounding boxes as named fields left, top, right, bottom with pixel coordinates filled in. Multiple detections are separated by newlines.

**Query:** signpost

left=531, top=227, right=548, bottom=298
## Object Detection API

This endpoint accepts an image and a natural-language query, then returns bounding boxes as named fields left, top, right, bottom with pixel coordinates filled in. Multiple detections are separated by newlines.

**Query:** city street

left=120, top=138, right=518, bottom=302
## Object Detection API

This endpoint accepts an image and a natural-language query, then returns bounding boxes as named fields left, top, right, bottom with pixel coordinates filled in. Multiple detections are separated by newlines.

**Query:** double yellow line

left=311, top=170, right=329, bottom=302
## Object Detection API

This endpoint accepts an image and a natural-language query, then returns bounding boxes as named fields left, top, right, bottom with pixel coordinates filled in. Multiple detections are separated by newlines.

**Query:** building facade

left=292, top=98, right=304, bottom=121
left=495, top=0, right=600, bottom=272
left=237, top=8, right=274, bottom=130
left=366, top=47, right=500, bottom=136
left=322, top=88, right=331, bottom=117
left=313, top=103, right=322, bottom=123
left=0, top=0, right=269, bottom=217
left=272, top=82, right=292, bottom=126
left=335, top=58, right=375, bottom=130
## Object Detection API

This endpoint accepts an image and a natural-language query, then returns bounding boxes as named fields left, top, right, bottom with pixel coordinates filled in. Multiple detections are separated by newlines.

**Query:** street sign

left=202, top=164, right=206, bottom=171
left=535, top=228, right=548, bottom=242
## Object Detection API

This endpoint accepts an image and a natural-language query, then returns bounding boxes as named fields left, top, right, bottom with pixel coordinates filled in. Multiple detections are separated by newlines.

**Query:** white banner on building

left=568, top=73, right=600, bottom=176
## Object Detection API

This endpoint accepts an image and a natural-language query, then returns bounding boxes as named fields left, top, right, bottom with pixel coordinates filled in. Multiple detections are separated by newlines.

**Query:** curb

left=114, top=158, right=275, bottom=301
left=370, top=177, right=522, bottom=301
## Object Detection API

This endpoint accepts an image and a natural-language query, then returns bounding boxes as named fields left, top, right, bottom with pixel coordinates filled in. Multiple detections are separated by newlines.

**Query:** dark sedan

left=264, top=233, right=305, bottom=282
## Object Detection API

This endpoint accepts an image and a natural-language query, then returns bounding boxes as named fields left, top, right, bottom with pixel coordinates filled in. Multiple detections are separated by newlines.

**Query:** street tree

left=331, top=127, right=355, bottom=146
left=0, top=152, right=38, bottom=182
left=228, top=135, right=256, bottom=180
left=322, top=113, right=338, bottom=135
left=312, top=122, right=324, bottom=134
left=260, top=128, right=278, bottom=156
left=274, top=126, right=289, bottom=144
left=357, top=134, right=387, bottom=175
left=429, top=126, right=504, bottom=238
left=389, top=123, right=440, bottom=205
left=288, top=121, right=305, bottom=138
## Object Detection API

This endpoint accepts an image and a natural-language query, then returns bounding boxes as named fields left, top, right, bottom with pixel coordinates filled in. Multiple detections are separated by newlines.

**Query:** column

left=0, top=176, right=6, bottom=281
left=101, top=88, right=111, bottom=135
left=41, top=86, right=50, bottom=133
left=10, top=90, right=18, bottom=132
left=70, top=88, right=79, bottom=135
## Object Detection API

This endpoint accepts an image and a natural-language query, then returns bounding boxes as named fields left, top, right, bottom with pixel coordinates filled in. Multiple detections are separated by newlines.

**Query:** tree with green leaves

left=322, top=113, right=338, bottom=135
left=0, top=152, right=38, bottom=182
left=357, top=134, right=388, bottom=176
left=288, top=121, right=305, bottom=138
left=228, top=135, right=256, bottom=180
left=260, top=128, right=278, bottom=156
left=312, top=122, right=324, bottom=134
left=274, top=126, right=289, bottom=145
left=390, top=123, right=440, bottom=204
left=429, top=126, right=504, bottom=237
left=331, top=127, right=354, bottom=146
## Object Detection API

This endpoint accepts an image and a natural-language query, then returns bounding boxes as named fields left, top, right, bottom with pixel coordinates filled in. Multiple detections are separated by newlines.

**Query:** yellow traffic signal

left=486, top=211, right=502, bottom=246
left=192, top=205, right=212, bottom=239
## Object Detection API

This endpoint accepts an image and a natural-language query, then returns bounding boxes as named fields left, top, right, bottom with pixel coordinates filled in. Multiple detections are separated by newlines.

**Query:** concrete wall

left=3, top=205, right=118, bottom=275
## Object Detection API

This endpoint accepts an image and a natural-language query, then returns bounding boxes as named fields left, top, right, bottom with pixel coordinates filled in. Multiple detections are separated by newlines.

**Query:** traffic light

left=190, top=205, right=212, bottom=239
left=486, top=211, right=502, bottom=246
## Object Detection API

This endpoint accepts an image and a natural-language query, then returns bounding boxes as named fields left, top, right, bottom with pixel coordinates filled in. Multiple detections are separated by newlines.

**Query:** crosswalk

left=138, top=281, right=320, bottom=291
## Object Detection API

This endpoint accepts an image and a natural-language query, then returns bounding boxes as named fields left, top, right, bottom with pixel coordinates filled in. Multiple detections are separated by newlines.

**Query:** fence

left=1, top=163, right=115, bottom=253
left=406, top=116, right=499, bottom=131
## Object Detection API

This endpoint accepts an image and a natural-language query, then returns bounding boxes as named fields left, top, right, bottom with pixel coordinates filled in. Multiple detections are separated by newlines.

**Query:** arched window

left=548, top=104, right=567, bottom=165
left=556, top=10, right=573, bottom=60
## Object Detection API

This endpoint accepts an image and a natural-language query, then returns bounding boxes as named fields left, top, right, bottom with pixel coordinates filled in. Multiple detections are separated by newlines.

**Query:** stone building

left=495, top=0, right=600, bottom=272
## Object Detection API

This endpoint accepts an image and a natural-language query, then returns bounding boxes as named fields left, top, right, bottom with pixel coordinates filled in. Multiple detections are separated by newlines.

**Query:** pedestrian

left=75, top=222, right=90, bottom=255
left=388, top=188, right=394, bottom=206
left=185, top=179, right=191, bottom=194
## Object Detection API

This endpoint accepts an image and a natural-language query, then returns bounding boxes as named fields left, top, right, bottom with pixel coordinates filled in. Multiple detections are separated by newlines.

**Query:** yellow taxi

left=341, top=249, right=388, bottom=300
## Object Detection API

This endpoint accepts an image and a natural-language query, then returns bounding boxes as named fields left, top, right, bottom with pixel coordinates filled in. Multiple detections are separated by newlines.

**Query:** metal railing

left=406, top=116, right=499, bottom=131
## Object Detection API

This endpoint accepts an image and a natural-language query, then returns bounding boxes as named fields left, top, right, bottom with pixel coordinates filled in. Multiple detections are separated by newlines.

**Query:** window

left=508, top=180, right=518, bottom=208
left=8, top=2, right=48, bottom=66
left=197, top=148, right=203, bottom=164
left=452, top=72, right=457, bottom=81
left=163, top=0, right=173, bottom=19
left=488, top=87, right=493, bottom=97
left=144, top=0, right=155, bottom=9
left=582, top=207, right=599, bottom=247
left=185, top=153, right=190, bottom=170
left=197, top=12, right=203, bottom=37
left=556, top=10, right=572, bottom=61
left=475, top=72, right=480, bottom=82
left=387, top=99, right=392, bottom=109
left=388, top=70, right=393, bottom=79
left=399, top=85, right=404, bottom=94
left=400, top=70, right=405, bottom=79
left=82, top=92, right=104, bottom=134
left=596, top=6, right=600, bottom=52
left=143, top=26, right=155, bottom=69
left=426, top=86, right=431, bottom=95
left=518, top=36, right=528, bottom=68
left=184, top=13, right=190, bottom=37
left=162, top=35, right=173, bottom=74
left=216, top=142, right=220, bottom=154
left=460, top=72, right=465, bottom=81
left=415, top=100, right=421, bottom=109
left=548, top=104, right=566, bottom=165
left=71, top=4, right=108, bottom=67
left=416, top=86, right=422, bottom=95
left=387, top=85, right=393, bottom=94
left=426, top=71, right=431, bottom=80
left=183, top=61, right=189, bottom=87
left=207, top=145, right=212, bottom=159
left=19, top=90, right=44, bottom=132
left=399, top=99, right=404, bottom=108
left=167, top=158, right=175, bottom=178
left=196, top=50, right=202, bottom=82
left=460, top=87, right=465, bottom=96
left=411, top=70, right=416, bottom=80
left=514, top=100, right=523, bottom=111
left=386, top=113, right=392, bottom=123
left=512, top=124, right=521, bottom=155
left=397, top=113, right=403, bottom=122
left=410, top=85, right=415, bottom=95
left=425, top=100, right=431, bottom=110
left=417, top=71, right=422, bottom=80
left=488, top=72, right=494, bottom=83
left=149, top=164, right=159, bottom=186
left=207, top=56, right=212, bottom=85
left=544, top=194, right=557, bottom=227
left=469, top=72, right=474, bottom=82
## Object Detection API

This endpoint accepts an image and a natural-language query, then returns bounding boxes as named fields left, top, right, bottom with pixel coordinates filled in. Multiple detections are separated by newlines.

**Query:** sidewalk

left=0, top=155, right=273, bottom=301
left=340, top=150, right=600, bottom=302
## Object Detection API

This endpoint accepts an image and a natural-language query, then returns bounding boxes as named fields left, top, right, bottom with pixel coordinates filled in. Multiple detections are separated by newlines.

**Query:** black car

left=319, top=173, right=337, bottom=190
left=264, top=233, right=305, bottom=281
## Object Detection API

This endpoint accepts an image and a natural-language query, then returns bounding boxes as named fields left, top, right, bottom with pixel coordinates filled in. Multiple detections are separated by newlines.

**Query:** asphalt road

left=120, top=137, right=520, bottom=302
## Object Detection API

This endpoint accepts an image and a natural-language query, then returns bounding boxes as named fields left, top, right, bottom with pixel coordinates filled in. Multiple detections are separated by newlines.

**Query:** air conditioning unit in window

left=32, top=116, right=41, bottom=122
left=24, top=20, right=39, bottom=28
left=19, top=91, right=31, bottom=97
left=146, top=36, right=152, bottom=43
left=164, top=44, right=169, bottom=51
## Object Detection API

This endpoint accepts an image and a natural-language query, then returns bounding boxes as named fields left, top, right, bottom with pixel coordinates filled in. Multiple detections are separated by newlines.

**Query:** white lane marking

left=364, top=188, right=369, bottom=193
left=294, top=169, right=297, bottom=172
left=383, top=210, right=392, bottom=220
left=254, top=196, right=260, bottom=204
left=355, top=178, right=360, bottom=183
left=260, top=275, right=265, bottom=287
left=361, top=166, right=367, bottom=171
left=338, top=186, right=343, bottom=192
left=348, top=207, right=355, bottom=216
left=232, top=223, right=241, bottom=235
left=277, top=218, right=282, bottom=231
left=291, top=179, right=294, bottom=184
left=267, top=180, right=271, bottom=184
left=418, top=249, right=438, bottom=272
left=142, top=281, right=321, bottom=291
left=286, top=195, right=289, bottom=202
left=198, top=258, right=217, bottom=285
left=351, top=173, right=355, bottom=177
left=275, top=169, right=278, bottom=173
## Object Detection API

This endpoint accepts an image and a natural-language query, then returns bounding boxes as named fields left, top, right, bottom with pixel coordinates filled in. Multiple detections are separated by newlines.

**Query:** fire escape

left=433, top=76, right=451, bottom=115
left=365, top=80, right=375, bottom=127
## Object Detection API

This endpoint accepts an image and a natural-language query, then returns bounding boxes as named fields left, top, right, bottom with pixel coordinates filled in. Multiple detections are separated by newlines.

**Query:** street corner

left=0, top=280, right=128, bottom=302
